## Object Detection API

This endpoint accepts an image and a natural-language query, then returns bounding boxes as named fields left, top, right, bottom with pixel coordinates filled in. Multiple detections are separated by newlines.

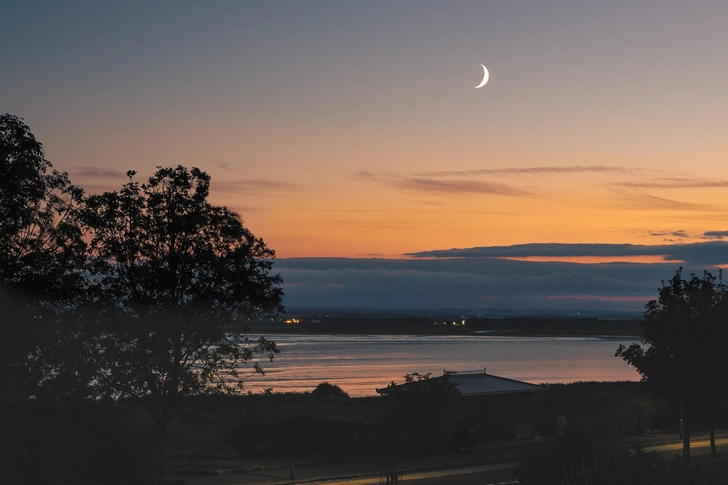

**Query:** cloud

left=73, top=166, right=126, bottom=178
left=274, top=257, right=678, bottom=311
left=703, top=230, right=728, bottom=239
left=611, top=178, right=728, bottom=189
left=212, top=179, right=304, bottom=195
left=606, top=188, right=720, bottom=212
left=214, top=161, right=239, bottom=171
left=323, top=219, right=422, bottom=230
left=414, top=165, right=646, bottom=178
left=355, top=171, right=531, bottom=197
left=649, top=230, right=690, bottom=238
left=406, top=241, right=728, bottom=266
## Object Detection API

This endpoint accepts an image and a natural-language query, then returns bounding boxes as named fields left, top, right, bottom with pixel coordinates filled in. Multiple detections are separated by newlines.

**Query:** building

left=377, top=368, right=548, bottom=443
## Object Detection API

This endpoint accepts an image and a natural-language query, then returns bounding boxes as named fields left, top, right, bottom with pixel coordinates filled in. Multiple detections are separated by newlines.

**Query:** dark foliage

left=616, top=268, right=728, bottom=461
left=311, top=382, right=350, bottom=399
left=227, top=415, right=359, bottom=458
left=82, top=166, right=283, bottom=401
left=0, top=400, right=156, bottom=485
left=0, top=113, right=87, bottom=403
left=535, top=382, right=675, bottom=438
left=365, top=373, right=462, bottom=458
left=80, top=166, right=284, bottom=482
left=1, top=116, right=285, bottom=484
left=515, top=420, right=720, bottom=485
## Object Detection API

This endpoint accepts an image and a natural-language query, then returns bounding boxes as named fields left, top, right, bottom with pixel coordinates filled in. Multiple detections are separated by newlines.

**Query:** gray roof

left=375, top=370, right=548, bottom=396
left=444, top=372, right=547, bottom=396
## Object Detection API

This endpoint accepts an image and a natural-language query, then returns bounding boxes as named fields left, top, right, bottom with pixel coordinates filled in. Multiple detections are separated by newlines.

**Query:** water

left=242, top=334, right=641, bottom=397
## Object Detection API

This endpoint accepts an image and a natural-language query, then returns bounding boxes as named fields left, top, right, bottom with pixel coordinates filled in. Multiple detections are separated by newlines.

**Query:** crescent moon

left=474, top=64, right=489, bottom=88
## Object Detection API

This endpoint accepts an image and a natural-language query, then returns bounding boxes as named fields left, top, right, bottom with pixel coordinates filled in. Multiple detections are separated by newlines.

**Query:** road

left=644, top=436, right=728, bottom=459
left=185, top=461, right=520, bottom=485
left=312, top=462, right=519, bottom=485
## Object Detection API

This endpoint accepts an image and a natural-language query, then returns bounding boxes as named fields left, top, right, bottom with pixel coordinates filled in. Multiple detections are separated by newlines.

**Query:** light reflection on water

left=241, top=334, right=641, bottom=397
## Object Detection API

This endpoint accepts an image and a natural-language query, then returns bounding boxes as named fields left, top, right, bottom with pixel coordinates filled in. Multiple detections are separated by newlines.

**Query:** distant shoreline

left=249, top=315, right=643, bottom=338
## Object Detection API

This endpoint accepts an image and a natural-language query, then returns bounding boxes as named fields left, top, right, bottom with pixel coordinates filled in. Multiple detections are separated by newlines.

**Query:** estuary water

left=242, top=334, right=641, bottom=397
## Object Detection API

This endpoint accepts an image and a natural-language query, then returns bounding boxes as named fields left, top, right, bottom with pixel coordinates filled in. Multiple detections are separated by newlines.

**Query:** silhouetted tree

left=82, top=166, right=283, bottom=483
left=0, top=113, right=86, bottom=403
left=370, top=372, right=460, bottom=468
left=616, top=268, right=727, bottom=463
left=0, top=114, right=102, bottom=483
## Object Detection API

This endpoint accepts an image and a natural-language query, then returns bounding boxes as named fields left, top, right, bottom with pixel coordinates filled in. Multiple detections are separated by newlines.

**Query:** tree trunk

left=155, top=415, right=169, bottom=485
left=710, top=400, right=717, bottom=457
left=681, top=397, right=691, bottom=464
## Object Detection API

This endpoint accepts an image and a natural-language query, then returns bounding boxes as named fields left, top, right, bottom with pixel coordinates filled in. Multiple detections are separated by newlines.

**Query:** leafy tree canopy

left=0, top=114, right=85, bottom=404
left=83, top=166, right=283, bottom=404
left=616, top=268, right=728, bottom=462
left=0, top=114, right=84, bottom=292
left=616, top=268, right=726, bottom=396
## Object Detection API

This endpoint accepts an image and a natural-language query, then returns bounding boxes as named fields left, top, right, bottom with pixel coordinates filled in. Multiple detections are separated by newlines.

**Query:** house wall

left=459, top=392, right=542, bottom=441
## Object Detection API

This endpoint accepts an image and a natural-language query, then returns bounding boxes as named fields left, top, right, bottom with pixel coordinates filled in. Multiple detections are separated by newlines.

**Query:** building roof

left=444, top=371, right=547, bottom=397
left=376, top=369, right=548, bottom=396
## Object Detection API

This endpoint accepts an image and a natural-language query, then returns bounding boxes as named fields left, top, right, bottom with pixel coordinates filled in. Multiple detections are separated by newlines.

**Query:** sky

left=3, top=1, right=728, bottom=310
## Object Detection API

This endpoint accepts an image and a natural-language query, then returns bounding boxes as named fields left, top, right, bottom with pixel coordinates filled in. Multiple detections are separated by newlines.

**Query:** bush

left=0, top=400, right=156, bottom=485
left=514, top=420, right=720, bottom=485
left=227, top=415, right=359, bottom=458
left=311, top=382, right=349, bottom=399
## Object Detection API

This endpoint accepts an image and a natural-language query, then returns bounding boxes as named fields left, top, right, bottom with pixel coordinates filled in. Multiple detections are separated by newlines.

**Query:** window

left=525, top=424, right=532, bottom=437
left=517, top=425, right=523, bottom=438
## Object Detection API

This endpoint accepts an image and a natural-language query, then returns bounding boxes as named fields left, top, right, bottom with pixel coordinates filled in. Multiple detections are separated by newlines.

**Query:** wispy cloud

left=606, top=188, right=721, bottom=212
left=214, top=161, right=240, bottom=172
left=212, top=179, right=304, bottom=195
left=73, top=166, right=126, bottom=178
left=649, top=229, right=690, bottom=238
left=323, top=218, right=422, bottom=230
left=414, top=165, right=647, bottom=178
left=611, top=177, right=728, bottom=189
left=635, top=194, right=718, bottom=211
left=355, top=171, right=532, bottom=197
left=703, top=230, right=728, bottom=239
left=77, top=183, right=125, bottom=195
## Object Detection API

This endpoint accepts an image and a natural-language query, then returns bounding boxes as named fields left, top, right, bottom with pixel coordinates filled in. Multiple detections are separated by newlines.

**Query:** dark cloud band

left=406, top=241, right=728, bottom=266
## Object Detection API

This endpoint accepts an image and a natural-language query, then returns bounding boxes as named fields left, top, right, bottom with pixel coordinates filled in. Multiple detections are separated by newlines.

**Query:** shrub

left=514, top=420, right=720, bottom=485
left=227, top=415, right=359, bottom=457
left=311, top=382, right=350, bottom=399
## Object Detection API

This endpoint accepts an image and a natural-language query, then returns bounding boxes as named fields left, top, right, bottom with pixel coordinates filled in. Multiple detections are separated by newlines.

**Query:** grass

left=167, top=456, right=301, bottom=474
left=692, top=450, right=728, bottom=482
